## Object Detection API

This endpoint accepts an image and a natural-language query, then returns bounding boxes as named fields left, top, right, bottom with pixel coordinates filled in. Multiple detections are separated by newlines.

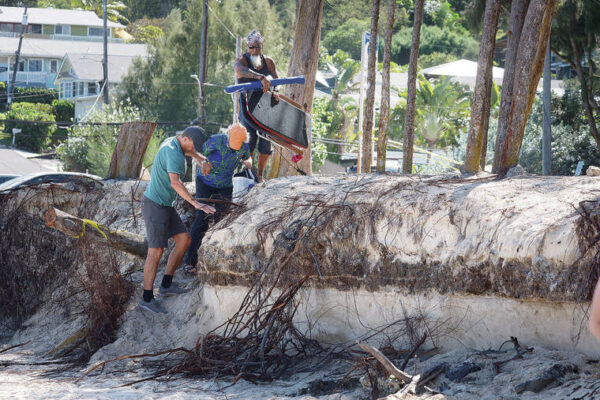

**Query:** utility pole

left=542, top=39, right=552, bottom=175
left=102, top=0, right=109, bottom=105
left=198, top=0, right=209, bottom=126
left=8, top=6, right=28, bottom=109
left=233, top=35, right=241, bottom=123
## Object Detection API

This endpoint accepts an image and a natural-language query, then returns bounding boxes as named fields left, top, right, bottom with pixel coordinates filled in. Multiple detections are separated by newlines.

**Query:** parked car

left=0, top=174, right=19, bottom=185
left=0, top=172, right=103, bottom=192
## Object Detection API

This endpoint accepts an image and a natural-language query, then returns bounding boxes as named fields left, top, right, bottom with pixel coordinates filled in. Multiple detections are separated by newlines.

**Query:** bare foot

left=257, top=175, right=264, bottom=183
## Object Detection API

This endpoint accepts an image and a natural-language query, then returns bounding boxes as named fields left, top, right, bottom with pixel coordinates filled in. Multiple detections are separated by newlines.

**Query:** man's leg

left=143, top=247, right=164, bottom=292
left=257, top=136, right=272, bottom=182
left=165, top=231, right=191, bottom=276
left=140, top=196, right=169, bottom=307
left=183, top=177, right=213, bottom=271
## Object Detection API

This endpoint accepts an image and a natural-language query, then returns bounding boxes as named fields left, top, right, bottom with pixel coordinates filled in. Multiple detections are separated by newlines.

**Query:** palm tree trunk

left=464, top=0, right=501, bottom=173
left=376, top=0, right=396, bottom=173
left=360, top=0, right=381, bottom=173
left=402, top=0, right=424, bottom=174
left=497, top=0, right=558, bottom=176
left=270, top=0, right=324, bottom=178
left=492, top=0, right=529, bottom=173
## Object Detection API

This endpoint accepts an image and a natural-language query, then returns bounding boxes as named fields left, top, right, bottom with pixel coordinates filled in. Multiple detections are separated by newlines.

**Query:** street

left=0, top=147, right=61, bottom=175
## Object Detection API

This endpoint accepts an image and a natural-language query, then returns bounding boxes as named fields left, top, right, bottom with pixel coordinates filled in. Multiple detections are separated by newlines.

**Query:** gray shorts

left=142, top=195, right=187, bottom=248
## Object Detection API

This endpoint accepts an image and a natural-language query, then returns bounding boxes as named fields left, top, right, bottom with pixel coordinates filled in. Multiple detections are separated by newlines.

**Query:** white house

left=55, top=49, right=147, bottom=120
left=1, top=37, right=146, bottom=92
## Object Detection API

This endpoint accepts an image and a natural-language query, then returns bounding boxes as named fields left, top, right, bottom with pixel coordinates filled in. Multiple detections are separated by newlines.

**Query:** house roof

left=0, top=6, right=122, bottom=28
left=421, top=59, right=505, bottom=84
left=421, top=58, right=564, bottom=93
left=59, top=53, right=142, bottom=83
left=0, top=37, right=146, bottom=59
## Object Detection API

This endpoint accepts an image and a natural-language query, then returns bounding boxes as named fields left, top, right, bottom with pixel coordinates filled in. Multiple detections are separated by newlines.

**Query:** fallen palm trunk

left=45, top=207, right=147, bottom=258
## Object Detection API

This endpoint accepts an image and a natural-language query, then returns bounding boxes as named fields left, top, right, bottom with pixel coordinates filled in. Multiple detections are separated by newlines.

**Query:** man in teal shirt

left=139, top=127, right=215, bottom=314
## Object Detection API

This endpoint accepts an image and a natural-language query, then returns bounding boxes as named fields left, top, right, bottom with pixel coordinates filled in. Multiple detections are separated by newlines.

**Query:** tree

left=494, top=0, right=558, bottom=176
left=270, top=0, right=325, bottom=178
left=67, top=0, right=129, bottom=23
left=551, top=0, right=600, bottom=150
left=492, top=0, right=528, bottom=173
left=402, top=0, right=424, bottom=174
left=415, top=76, right=471, bottom=148
left=322, top=18, right=371, bottom=60
left=360, top=0, right=380, bottom=173
left=376, top=0, right=396, bottom=173
left=464, top=0, right=501, bottom=173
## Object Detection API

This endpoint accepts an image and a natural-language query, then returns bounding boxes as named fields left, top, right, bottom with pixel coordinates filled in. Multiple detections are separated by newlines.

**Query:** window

left=28, top=59, right=42, bottom=72
left=54, top=25, right=70, bottom=35
left=0, top=23, right=13, bottom=32
left=88, top=27, right=104, bottom=36
left=50, top=60, right=58, bottom=73
left=18, top=61, right=25, bottom=71
left=61, top=82, right=73, bottom=99
left=78, top=82, right=84, bottom=96
left=88, top=82, right=97, bottom=95
left=72, top=81, right=77, bottom=98
left=29, top=24, right=42, bottom=34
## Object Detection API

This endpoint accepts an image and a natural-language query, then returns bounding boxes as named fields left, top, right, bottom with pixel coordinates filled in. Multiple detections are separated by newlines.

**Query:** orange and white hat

left=228, top=123, right=247, bottom=150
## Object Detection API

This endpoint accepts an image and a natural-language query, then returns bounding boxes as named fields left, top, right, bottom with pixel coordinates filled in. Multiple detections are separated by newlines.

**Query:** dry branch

left=45, top=207, right=146, bottom=258
left=0, top=341, right=30, bottom=354
left=358, top=342, right=412, bottom=383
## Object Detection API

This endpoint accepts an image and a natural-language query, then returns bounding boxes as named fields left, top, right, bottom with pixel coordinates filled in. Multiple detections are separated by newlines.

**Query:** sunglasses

left=248, top=45, right=261, bottom=49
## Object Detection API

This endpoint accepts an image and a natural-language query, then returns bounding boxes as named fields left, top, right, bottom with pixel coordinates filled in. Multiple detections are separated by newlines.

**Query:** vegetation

left=5, top=102, right=56, bottom=153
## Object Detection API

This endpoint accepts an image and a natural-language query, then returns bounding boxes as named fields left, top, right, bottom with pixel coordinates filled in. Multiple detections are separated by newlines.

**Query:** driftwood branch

left=358, top=342, right=412, bottom=383
left=0, top=341, right=30, bottom=354
left=45, top=207, right=147, bottom=258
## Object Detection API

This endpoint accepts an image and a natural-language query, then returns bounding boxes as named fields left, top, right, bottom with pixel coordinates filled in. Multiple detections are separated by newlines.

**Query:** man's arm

left=234, top=56, right=271, bottom=92
left=169, top=173, right=215, bottom=214
left=264, top=57, right=279, bottom=99
left=264, top=56, right=279, bottom=79
left=184, top=150, right=212, bottom=175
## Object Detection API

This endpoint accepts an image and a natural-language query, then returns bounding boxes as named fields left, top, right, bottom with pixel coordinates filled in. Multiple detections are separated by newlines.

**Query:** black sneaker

left=138, top=298, right=168, bottom=314
left=157, top=282, right=189, bottom=298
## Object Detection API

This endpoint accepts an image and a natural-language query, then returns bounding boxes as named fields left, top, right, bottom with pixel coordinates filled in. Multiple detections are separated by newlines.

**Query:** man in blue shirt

left=183, top=123, right=252, bottom=274
left=139, top=127, right=216, bottom=314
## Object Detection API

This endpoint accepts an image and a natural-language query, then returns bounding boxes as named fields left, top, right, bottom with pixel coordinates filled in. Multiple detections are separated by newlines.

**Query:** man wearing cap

left=234, top=29, right=279, bottom=182
left=183, top=123, right=251, bottom=274
left=139, top=127, right=216, bottom=314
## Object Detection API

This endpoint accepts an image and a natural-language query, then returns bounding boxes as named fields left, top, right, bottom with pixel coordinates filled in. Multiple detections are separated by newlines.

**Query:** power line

left=207, top=3, right=237, bottom=40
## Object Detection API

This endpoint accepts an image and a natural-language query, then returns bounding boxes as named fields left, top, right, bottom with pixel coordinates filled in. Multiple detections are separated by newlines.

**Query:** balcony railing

left=0, top=71, right=47, bottom=85
left=0, top=31, right=123, bottom=43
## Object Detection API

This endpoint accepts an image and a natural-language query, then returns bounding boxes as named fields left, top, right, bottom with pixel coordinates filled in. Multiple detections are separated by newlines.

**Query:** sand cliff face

left=197, top=174, right=600, bottom=302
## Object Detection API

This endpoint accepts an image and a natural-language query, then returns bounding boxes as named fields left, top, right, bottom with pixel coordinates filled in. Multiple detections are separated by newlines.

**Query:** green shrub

left=6, top=102, right=56, bottom=152
left=51, top=99, right=75, bottom=144
left=13, top=87, right=57, bottom=105
left=52, top=99, right=74, bottom=123
left=0, top=82, right=6, bottom=111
